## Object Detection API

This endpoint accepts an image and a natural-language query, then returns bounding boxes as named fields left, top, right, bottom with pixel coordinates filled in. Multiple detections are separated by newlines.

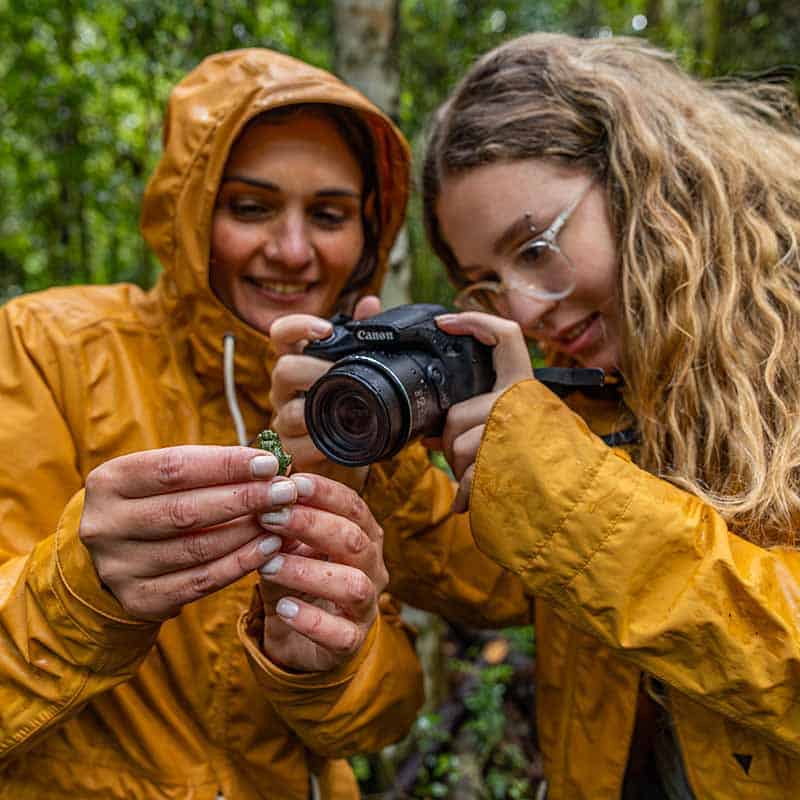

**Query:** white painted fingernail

left=260, top=508, right=291, bottom=527
left=259, top=555, right=284, bottom=576
left=270, top=480, right=296, bottom=505
left=251, top=454, right=278, bottom=478
left=291, top=476, right=313, bottom=497
left=276, top=598, right=299, bottom=618
left=258, top=535, right=282, bottom=556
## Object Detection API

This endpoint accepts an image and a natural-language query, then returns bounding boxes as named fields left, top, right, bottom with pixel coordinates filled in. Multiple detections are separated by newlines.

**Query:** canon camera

left=304, top=303, right=607, bottom=467
left=304, top=304, right=494, bottom=466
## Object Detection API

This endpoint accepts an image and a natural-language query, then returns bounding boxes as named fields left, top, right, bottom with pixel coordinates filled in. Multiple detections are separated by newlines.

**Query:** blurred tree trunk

left=646, top=0, right=663, bottom=28
left=333, top=0, right=410, bottom=309
left=701, top=0, right=723, bottom=76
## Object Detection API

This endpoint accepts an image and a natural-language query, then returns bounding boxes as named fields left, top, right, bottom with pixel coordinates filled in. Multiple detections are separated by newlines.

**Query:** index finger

left=268, top=314, right=333, bottom=356
left=288, top=473, right=382, bottom=542
left=436, top=312, right=533, bottom=389
left=270, top=353, right=333, bottom=408
left=102, top=445, right=278, bottom=499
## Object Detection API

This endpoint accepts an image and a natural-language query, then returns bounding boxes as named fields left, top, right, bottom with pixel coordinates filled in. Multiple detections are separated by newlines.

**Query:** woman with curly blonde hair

left=264, top=31, right=800, bottom=798
left=414, top=32, right=800, bottom=799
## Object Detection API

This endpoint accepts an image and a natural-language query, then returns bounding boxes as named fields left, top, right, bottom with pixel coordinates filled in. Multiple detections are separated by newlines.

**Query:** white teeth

left=562, top=317, right=592, bottom=342
left=253, top=280, right=307, bottom=294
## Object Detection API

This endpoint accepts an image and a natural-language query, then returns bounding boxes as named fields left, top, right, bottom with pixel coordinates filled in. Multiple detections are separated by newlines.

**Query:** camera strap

left=533, top=366, right=607, bottom=397
left=600, top=427, right=640, bottom=447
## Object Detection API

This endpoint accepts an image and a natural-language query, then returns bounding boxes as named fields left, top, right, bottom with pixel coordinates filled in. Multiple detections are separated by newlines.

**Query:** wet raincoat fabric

left=366, top=381, right=800, bottom=799
left=0, top=49, right=422, bottom=800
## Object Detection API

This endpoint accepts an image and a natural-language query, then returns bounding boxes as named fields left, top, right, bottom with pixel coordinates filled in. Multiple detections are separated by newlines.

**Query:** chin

left=245, top=315, right=276, bottom=336
left=233, top=303, right=286, bottom=335
left=575, top=348, right=619, bottom=374
left=592, top=356, right=620, bottom=375
left=230, top=302, right=277, bottom=335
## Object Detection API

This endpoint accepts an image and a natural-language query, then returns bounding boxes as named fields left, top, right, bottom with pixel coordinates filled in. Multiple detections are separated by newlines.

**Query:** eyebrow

left=456, top=213, right=545, bottom=278
left=221, top=174, right=360, bottom=199
left=493, top=214, right=542, bottom=256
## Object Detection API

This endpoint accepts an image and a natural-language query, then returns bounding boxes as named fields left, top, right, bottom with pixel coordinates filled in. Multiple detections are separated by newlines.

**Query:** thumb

left=353, top=295, right=382, bottom=321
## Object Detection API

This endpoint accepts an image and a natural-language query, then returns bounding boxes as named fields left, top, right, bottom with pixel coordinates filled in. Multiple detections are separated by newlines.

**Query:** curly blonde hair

left=423, top=33, right=800, bottom=546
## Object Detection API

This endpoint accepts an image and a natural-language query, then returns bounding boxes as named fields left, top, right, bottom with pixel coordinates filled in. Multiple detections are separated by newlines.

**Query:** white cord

left=223, top=333, right=248, bottom=446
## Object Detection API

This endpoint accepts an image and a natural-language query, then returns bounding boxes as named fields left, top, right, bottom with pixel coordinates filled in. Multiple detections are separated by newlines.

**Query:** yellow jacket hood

left=140, top=48, right=410, bottom=386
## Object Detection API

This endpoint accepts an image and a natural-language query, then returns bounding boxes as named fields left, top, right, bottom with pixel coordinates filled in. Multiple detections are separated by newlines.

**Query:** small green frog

left=254, top=429, right=293, bottom=476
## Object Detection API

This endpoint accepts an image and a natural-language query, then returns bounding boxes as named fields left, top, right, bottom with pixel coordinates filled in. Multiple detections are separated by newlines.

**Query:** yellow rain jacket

left=0, top=50, right=422, bottom=800
left=366, top=381, right=800, bottom=799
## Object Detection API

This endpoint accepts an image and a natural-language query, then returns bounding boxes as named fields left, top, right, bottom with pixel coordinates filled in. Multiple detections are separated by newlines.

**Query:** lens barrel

left=305, top=352, right=443, bottom=466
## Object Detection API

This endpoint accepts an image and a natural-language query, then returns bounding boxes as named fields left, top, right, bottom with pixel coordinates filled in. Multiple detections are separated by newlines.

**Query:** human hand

left=79, top=445, right=297, bottom=621
left=268, top=295, right=382, bottom=490
left=429, top=312, right=534, bottom=513
left=256, top=473, right=388, bottom=672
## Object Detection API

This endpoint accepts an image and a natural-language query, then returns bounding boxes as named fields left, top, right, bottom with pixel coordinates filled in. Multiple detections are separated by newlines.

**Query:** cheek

left=322, top=228, right=365, bottom=280
left=210, top=218, right=256, bottom=267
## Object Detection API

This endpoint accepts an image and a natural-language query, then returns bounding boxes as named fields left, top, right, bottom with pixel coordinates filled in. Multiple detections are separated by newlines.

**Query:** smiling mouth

left=557, top=312, right=600, bottom=343
left=245, top=277, right=310, bottom=295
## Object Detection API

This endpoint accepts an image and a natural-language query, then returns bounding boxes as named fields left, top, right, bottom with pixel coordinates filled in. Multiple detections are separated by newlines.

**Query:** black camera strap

left=600, top=427, right=640, bottom=447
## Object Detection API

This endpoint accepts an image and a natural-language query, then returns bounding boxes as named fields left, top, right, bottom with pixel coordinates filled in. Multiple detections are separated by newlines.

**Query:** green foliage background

left=2, top=3, right=798, bottom=795
left=3, top=0, right=798, bottom=306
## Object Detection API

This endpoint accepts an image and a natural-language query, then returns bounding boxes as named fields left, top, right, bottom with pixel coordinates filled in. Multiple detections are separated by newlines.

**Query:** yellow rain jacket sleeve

left=239, top=591, right=420, bottom=758
left=472, top=380, right=800, bottom=756
left=363, top=441, right=532, bottom=629
left=0, top=304, right=160, bottom=759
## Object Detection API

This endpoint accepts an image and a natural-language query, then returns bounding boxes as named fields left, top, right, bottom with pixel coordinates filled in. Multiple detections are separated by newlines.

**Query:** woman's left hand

left=256, top=473, right=389, bottom=672
left=432, top=312, right=534, bottom=513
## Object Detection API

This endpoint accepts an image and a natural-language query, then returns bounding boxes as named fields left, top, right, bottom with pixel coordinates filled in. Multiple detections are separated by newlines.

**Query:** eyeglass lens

left=454, top=242, right=575, bottom=312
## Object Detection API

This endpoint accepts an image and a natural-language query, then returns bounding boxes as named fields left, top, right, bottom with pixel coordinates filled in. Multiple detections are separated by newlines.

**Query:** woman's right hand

left=257, top=473, right=389, bottom=672
left=78, top=445, right=297, bottom=621
left=268, top=296, right=381, bottom=490
left=431, top=312, right=534, bottom=512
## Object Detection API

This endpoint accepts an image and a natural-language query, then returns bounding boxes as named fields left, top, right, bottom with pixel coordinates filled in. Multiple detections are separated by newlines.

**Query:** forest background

left=2, top=1, right=799, bottom=797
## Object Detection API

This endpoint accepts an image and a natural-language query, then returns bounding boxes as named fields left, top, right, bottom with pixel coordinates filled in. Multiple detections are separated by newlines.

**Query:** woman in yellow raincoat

left=269, top=33, right=800, bottom=800
left=421, top=33, right=800, bottom=799
left=0, top=49, right=422, bottom=799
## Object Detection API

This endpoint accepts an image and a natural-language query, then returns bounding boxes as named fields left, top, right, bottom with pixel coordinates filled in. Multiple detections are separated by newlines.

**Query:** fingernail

left=276, top=598, right=299, bottom=618
left=260, top=508, right=291, bottom=527
left=436, top=314, right=456, bottom=323
left=251, top=454, right=278, bottom=478
left=258, top=535, right=282, bottom=556
left=259, top=555, right=284, bottom=576
left=311, top=320, right=333, bottom=337
left=270, top=479, right=296, bottom=505
left=291, top=476, right=313, bottom=497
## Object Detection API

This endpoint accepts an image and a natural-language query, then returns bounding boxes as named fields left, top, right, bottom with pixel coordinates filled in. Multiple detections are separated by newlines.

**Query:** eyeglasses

left=453, top=182, right=593, bottom=314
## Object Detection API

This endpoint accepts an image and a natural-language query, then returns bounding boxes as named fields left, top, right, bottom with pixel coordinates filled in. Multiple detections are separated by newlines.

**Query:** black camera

left=304, top=304, right=494, bottom=466
left=304, top=303, right=608, bottom=467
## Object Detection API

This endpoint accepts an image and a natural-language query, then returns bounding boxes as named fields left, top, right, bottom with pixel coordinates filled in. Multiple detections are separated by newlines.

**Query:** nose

left=505, top=290, right=559, bottom=335
left=265, top=213, right=313, bottom=269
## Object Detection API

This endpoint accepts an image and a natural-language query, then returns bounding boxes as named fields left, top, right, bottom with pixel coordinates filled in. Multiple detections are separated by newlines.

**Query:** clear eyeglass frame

left=453, top=182, right=593, bottom=314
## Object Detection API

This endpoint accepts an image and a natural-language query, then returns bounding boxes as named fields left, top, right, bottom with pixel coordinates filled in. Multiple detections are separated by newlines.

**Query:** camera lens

left=305, top=357, right=411, bottom=467
left=332, top=393, right=373, bottom=439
